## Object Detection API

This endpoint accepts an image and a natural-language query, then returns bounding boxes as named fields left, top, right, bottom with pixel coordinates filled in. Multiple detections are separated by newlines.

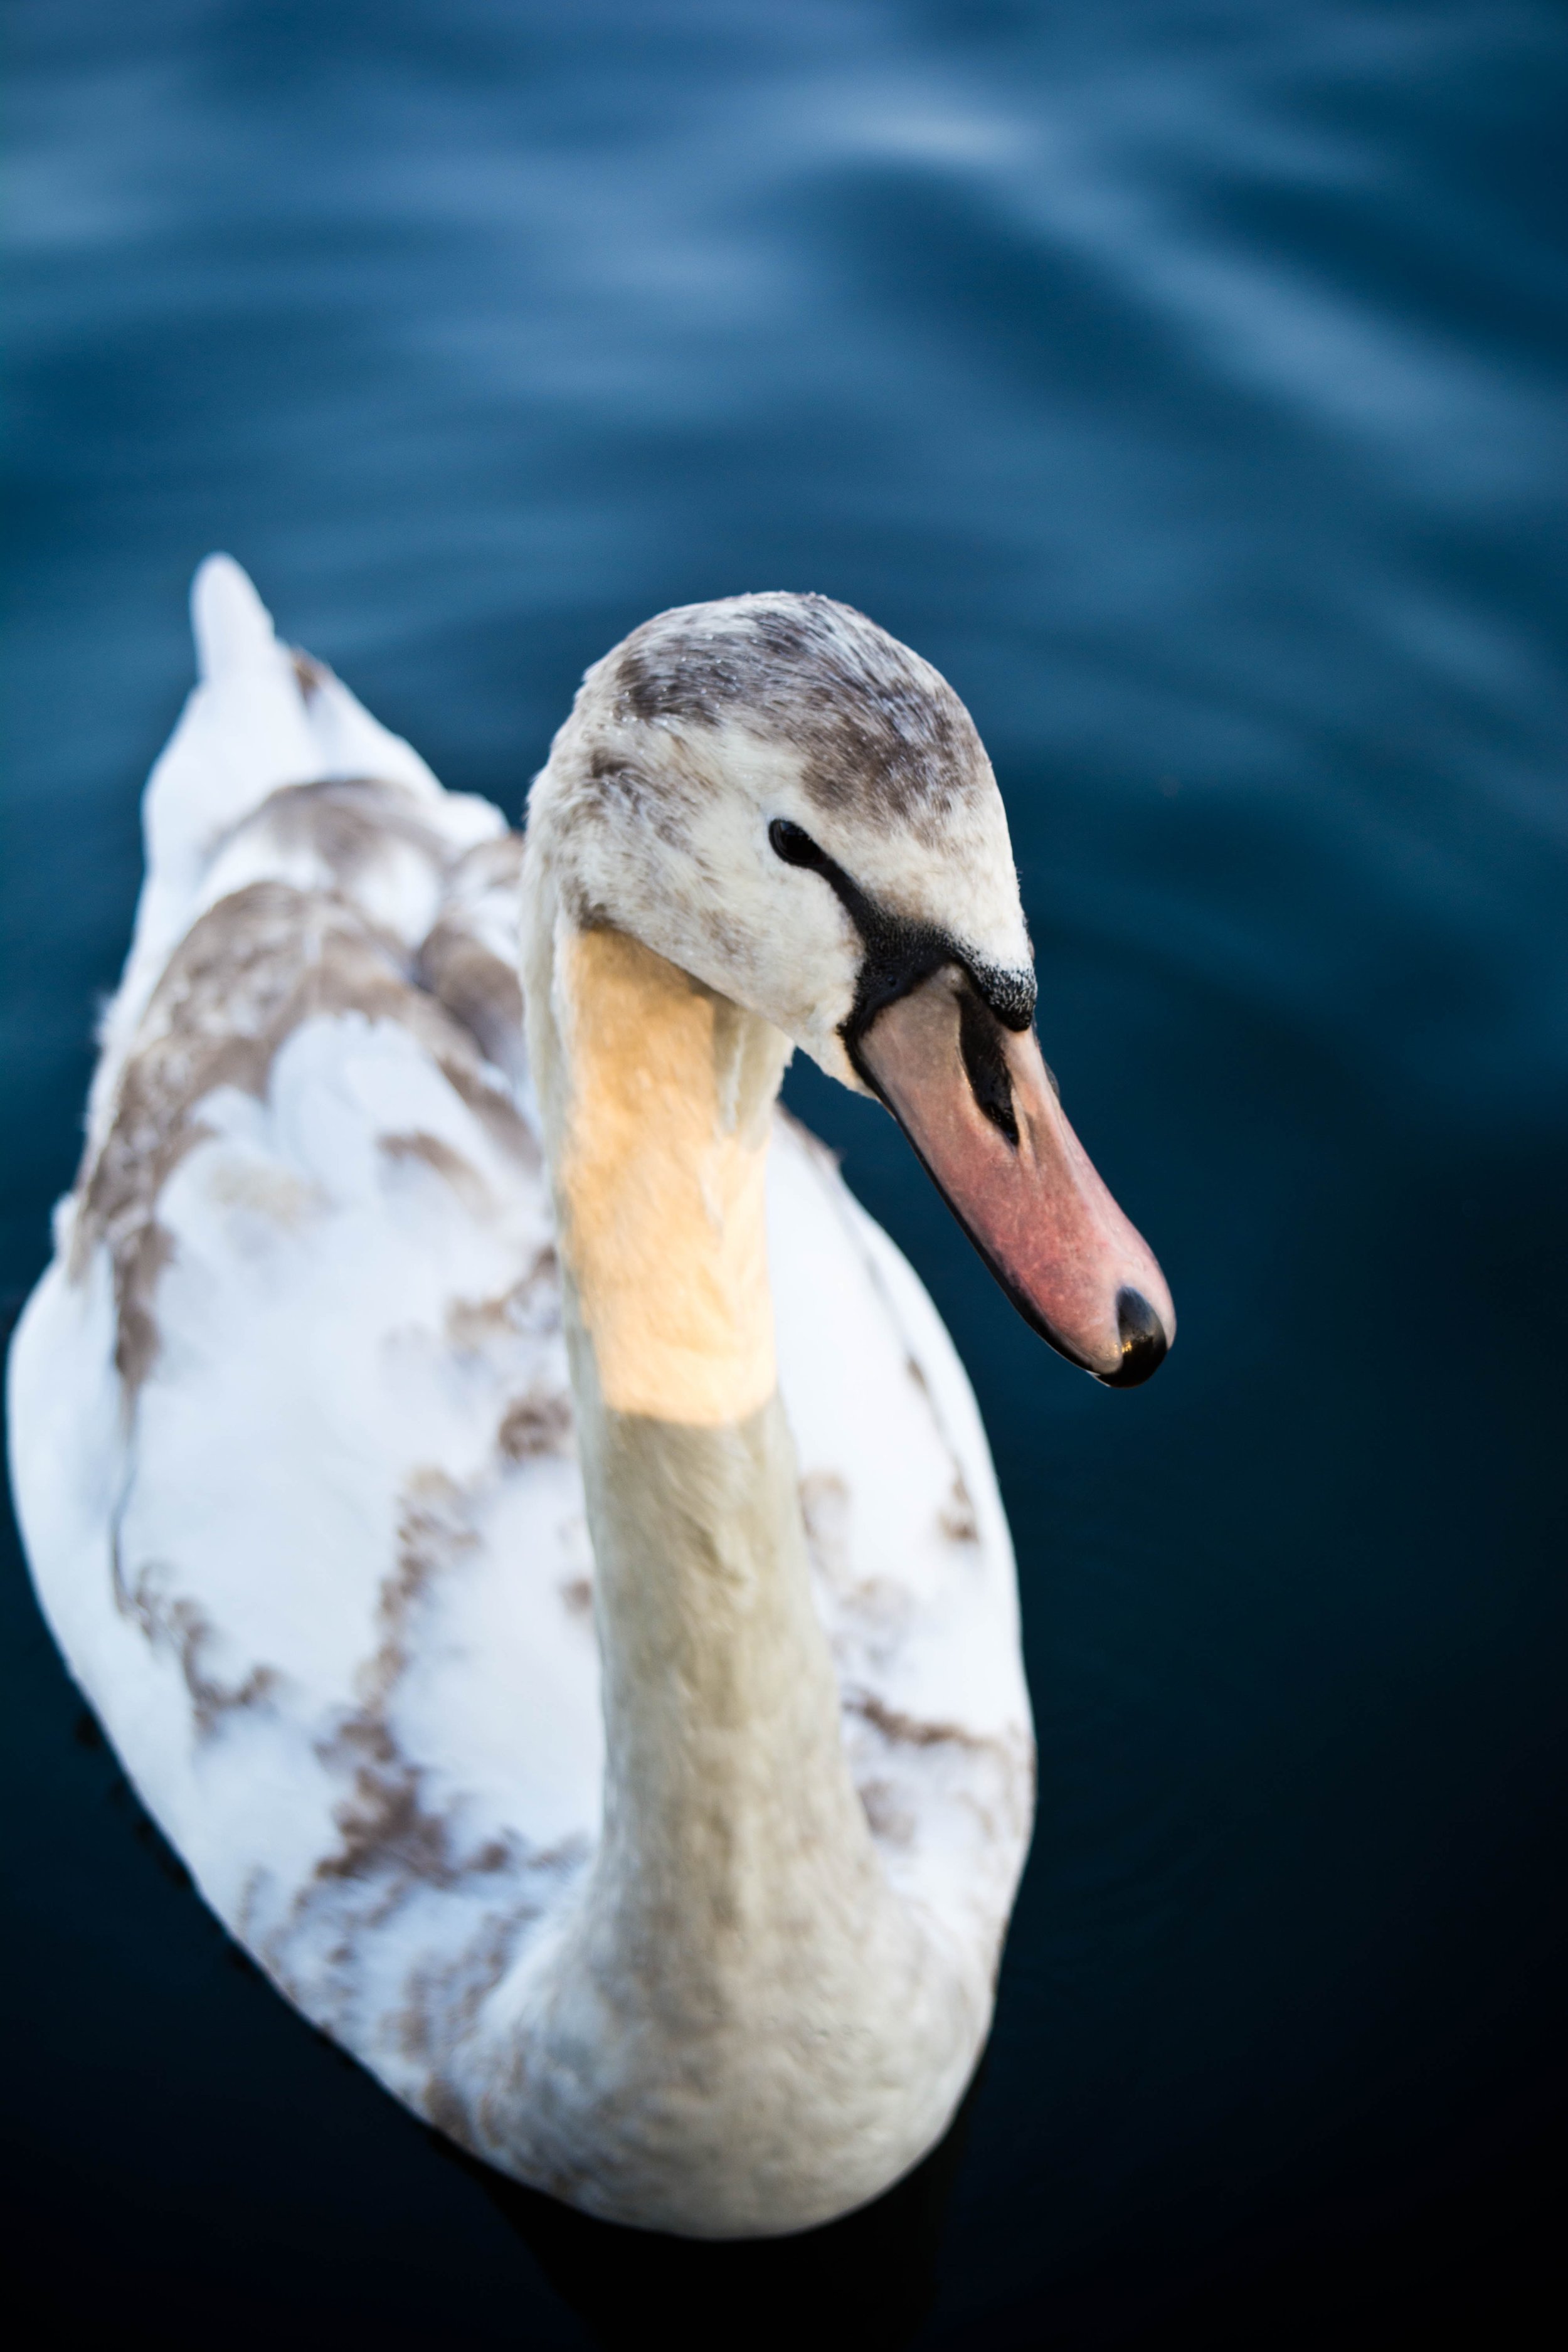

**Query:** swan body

left=8, top=559, right=1170, bottom=2235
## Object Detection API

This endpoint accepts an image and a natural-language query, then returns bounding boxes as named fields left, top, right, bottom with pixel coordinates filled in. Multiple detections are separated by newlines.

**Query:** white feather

left=8, top=561, right=1033, bottom=2233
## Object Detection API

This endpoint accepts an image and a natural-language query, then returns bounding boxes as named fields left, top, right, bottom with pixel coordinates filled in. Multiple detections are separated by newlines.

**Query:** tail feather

left=192, top=553, right=445, bottom=800
left=191, top=552, right=280, bottom=682
left=292, top=658, right=446, bottom=805
left=143, top=556, right=460, bottom=897
left=143, top=557, right=321, bottom=894
left=86, top=559, right=499, bottom=1156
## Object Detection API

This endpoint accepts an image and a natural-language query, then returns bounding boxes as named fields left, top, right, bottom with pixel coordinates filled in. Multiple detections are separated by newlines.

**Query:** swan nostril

left=1098, top=1287, right=1170, bottom=1387
left=957, top=986, right=1019, bottom=1145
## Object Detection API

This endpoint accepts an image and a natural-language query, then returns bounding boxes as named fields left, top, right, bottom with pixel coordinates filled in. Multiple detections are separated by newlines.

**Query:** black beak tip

left=1099, top=1287, right=1170, bottom=1388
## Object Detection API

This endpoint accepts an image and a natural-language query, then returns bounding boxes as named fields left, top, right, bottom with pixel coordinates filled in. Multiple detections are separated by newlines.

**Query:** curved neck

left=512, top=849, right=980, bottom=2233
left=521, top=869, right=867, bottom=1917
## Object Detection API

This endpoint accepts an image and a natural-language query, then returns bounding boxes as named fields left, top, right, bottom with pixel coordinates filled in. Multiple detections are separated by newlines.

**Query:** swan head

left=528, top=592, right=1173, bottom=1386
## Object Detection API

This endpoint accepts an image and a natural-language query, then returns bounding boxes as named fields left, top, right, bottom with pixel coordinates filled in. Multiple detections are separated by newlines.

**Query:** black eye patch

left=765, top=812, right=1037, bottom=1081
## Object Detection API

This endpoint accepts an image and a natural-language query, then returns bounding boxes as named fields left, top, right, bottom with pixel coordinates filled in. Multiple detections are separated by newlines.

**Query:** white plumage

left=9, top=559, right=1034, bottom=2233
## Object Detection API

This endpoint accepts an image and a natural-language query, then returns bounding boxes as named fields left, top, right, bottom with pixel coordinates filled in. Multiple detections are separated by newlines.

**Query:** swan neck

left=519, top=862, right=870, bottom=1912
left=508, top=840, right=982, bottom=2235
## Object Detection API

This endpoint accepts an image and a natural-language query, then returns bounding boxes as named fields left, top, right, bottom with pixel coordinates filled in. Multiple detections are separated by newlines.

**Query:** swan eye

left=768, top=818, right=820, bottom=869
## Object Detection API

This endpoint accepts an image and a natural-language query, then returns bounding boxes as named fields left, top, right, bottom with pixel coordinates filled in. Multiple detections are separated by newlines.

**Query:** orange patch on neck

left=555, top=927, right=776, bottom=1426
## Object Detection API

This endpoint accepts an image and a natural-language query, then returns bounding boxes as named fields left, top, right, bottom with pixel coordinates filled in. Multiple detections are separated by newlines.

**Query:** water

left=3, top=3, right=1565, bottom=2343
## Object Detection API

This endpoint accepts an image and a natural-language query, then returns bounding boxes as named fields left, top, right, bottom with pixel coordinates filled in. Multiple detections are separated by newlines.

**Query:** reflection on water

left=459, top=2081, right=975, bottom=2352
left=4, top=2, right=1566, bottom=2345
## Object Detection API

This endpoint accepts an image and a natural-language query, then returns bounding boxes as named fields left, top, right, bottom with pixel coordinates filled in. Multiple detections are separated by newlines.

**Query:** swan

left=6, top=557, right=1173, bottom=2238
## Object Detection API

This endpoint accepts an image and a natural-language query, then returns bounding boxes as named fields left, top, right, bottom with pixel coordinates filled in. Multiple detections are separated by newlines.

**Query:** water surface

left=4, top=3, right=1566, bottom=2344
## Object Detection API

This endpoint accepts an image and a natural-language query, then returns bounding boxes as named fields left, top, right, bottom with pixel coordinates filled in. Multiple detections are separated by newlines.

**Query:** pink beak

left=854, top=967, right=1175, bottom=1385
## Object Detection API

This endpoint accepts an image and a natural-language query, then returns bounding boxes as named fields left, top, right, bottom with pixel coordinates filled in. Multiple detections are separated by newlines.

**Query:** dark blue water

left=4, top=4, right=1566, bottom=2344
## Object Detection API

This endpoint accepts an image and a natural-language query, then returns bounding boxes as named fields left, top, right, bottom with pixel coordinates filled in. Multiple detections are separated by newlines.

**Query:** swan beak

left=853, top=968, right=1175, bottom=1385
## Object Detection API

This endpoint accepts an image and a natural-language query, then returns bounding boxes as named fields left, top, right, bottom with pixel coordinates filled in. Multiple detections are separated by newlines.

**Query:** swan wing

left=10, top=566, right=599, bottom=2113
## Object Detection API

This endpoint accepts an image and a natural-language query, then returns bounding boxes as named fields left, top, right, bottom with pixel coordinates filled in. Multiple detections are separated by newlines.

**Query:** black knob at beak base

left=1099, top=1288, right=1170, bottom=1388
